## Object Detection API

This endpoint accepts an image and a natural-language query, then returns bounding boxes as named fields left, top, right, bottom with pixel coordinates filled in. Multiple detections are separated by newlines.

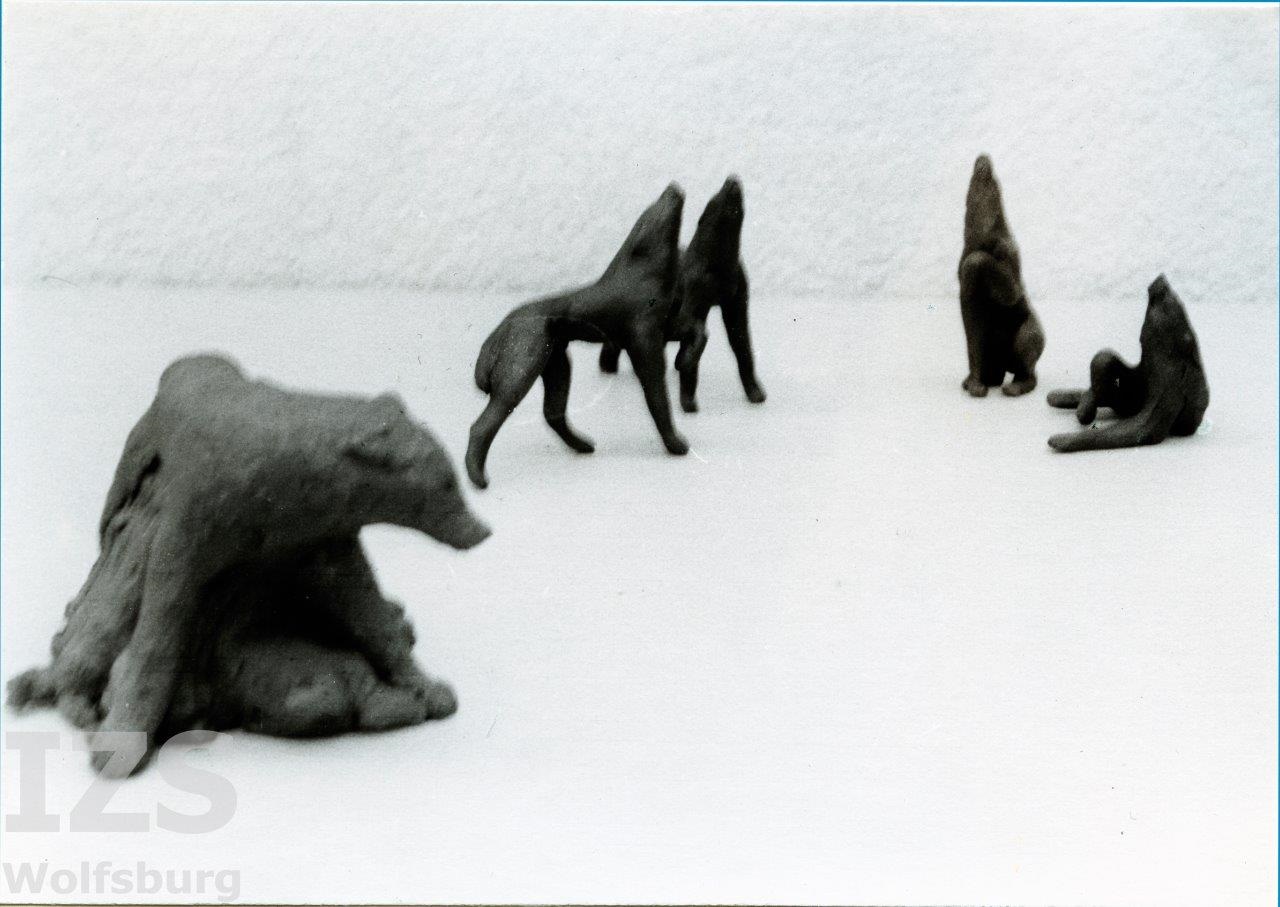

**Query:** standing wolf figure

left=466, top=184, right=688, bottom=489
left=598, top=176, right=767, bottom=414
left=958, top=155, right=1045, bottom=397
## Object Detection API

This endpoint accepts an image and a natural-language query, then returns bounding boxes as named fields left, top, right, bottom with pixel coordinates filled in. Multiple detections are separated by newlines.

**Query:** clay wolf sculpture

left=597, top=176, right=767, bottom=413
left=1046, top=275, right=1209, bottom=452
left=466, top=184, right=688, bottom=488
left=7, top=354, right=490, bottom=777
left=958, top=155, right=1045, bottom=397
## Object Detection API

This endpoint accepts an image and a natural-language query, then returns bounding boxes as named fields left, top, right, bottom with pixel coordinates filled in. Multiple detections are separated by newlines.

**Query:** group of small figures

left=465, top=176, right=763, bottom=488
left=956, top=155, right=1209, bottom=451
left=465, top=155, right=1209, bottom=487
left=7, top=156, right=1210, bottom=777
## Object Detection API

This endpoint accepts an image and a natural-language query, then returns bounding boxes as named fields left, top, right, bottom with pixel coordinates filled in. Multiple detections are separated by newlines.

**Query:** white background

left=2, top=3, right=1276, bottom=905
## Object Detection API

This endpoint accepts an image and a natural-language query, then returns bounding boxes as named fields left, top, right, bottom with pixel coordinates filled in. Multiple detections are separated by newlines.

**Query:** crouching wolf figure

left=958, top=155, right=1045, bottom=397
left=1046, top=275, right=1209, bottom=452
left=7, top=354, right=490, bottom=776
left=467, top=184, right=688, bottom=489
left=598, top=176, right=767, bottom=413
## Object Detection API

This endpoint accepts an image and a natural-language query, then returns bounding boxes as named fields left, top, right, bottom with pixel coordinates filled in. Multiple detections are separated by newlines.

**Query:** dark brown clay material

left=598, top=176, right=766, bottom=414
left=958, top=155, right=1045, bottom=398
left=7, top=354, right=489, bottom=776
left=466, top=184, right=687, bottom=488
left=1047, top=275, right=1210, bottom=452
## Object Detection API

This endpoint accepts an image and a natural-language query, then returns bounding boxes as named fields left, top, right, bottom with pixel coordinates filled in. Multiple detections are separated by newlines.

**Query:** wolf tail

left=474, top=320, right=508, bottom=394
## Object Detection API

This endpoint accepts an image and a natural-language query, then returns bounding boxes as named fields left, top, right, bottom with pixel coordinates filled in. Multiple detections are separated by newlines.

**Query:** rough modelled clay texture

left=2, top=4, right=1275, bottom=305
left=7, top=354, right=490, bottom=775
left=601, top=177, right=766, bottom=414
left=1047, top=275, right=1210, bottom=452
left=957, top=155, right=1045, bottom=397
left=467, top=185, right=688, bottom=488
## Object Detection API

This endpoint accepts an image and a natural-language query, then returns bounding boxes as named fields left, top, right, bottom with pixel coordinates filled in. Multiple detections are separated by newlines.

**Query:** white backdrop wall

left=3, top=3, right=1277, bottom=304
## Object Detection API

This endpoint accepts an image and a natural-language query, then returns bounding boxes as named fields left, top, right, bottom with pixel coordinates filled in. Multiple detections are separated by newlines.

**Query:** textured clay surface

left=466, top=185, right=688, bottom=489
left=1047, top=275, right=1210, bottom=452
left=957, top=155, right=1045, bottom=398
left=6, top=354, right=490, bottom=776
left=599, top=177, right=766, bottom=415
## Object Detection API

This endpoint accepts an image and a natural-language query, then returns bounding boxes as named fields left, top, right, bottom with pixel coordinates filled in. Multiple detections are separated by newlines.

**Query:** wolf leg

left=959, top=253, right=993, bottom=397
left=599, top=342, right=622, bottom=374
left=1076, top=349, right=1144, bottom=425
left=542, top=342, right=595, bottom=453
left=626, top=332, right=688, bottom=455
left=466, top=323, right=550, bottom=488
left=721, top=288, right=765, bottom=404
left=1003, top=311, right=1044, bottom=397
left=675, top=322, right=709, bottom=413
left=90, top=527, right=200, bottom=777
left=1049, top=394, right=1177, bottom=453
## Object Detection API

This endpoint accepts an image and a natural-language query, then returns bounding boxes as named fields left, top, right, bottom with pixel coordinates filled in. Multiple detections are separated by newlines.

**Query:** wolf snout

left=434, top=508, right=492, bottom=550
left=1148, top=273, right=1171, bottom=303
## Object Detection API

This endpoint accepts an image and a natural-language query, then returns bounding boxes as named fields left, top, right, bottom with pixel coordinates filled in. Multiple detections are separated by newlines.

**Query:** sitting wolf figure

left=598, top=176, right=767, bottom=413
left=958, top=155, right=1045, bottom=397
left=466, top=184, right=688, bottom=488
left=7, top=355, right=490, bottom=777
left=1047, top=275, right=1209, bottom=452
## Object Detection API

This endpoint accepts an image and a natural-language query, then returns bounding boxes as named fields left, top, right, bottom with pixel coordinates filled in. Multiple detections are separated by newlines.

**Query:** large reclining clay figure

left=598, top=177, right=767, bottom=413
left=958, top=155, right=1045, bottom=397
left=466, top=184, right=687, bottom=488
left=1047, top=275, right=1209, bottom=452
left=7, top=354, right=490, bottom=776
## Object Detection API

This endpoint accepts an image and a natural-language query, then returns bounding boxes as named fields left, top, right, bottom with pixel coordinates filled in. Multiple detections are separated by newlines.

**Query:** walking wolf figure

left=958, top=155, right=1045, bottom=397
left=467, top=184, right=688, bottom=489
left=7, top=354, right=489, bottom=777
left=598, top=176, right=767, bottom=414
left=1047, top=275, right=1209, bottom=452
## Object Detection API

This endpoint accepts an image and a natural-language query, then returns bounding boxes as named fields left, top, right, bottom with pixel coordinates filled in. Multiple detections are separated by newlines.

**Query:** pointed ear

left=344, top=424, right=413, bottom=472
left=343, top=396, right=417, bottom=472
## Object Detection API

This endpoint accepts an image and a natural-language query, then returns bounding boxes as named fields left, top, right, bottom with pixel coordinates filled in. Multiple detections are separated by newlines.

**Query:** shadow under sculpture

left=598, top=176, right=767, bottom=413
left=7, top=354, right=490, bottom=777
left=958, top=154, right=1045, bottom=397
left=466, top=184, right=688, bottom=489
left=1047, top=275, right=1209, bottom=452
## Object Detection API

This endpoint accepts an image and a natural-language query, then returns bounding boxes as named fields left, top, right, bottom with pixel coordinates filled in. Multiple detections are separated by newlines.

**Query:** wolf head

left=688, top=175, right=745, bottom=270
left=1140, top=275, right=1202, bottom=364
left=603, top=183, right=685, bottom=295
left=964, top=154, right=1011, bottom=253
left=342, top=395, right=491, bottom=550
